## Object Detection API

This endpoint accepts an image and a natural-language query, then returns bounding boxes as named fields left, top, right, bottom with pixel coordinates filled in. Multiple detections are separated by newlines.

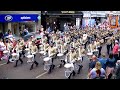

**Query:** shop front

left=41, top=11, right=83, bottom=31
left=0, top=14, right=41, bottom=36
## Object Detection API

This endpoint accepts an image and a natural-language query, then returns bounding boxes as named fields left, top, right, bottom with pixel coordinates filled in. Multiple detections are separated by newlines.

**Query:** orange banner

left=109, top=15, right=118, bottom=29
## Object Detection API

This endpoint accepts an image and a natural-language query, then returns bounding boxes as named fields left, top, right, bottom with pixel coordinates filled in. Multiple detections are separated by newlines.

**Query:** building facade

left=41, top=11, right=83, bottom=31
left=0, top=11, right=41, bottom=36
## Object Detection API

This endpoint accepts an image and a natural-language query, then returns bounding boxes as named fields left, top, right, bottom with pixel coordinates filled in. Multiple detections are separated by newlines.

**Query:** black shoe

left=48, top=68, right=52, bottom=74
left=30, top=67, right=33, bottom=70
left=68, top=73, right=72, bottom=79
left=36, top=63, right=39, bottom=67
left=7, top=61, right=10, bottom=64
left=72, top=71, right=76, bottom=76
left=77, top=65, right=83, bottom=74
left=59, top=64, right=62, bottom=68
left=14, top=65, right=17, bottom=67
left=52, top=64, right=55, bottom=69
left=63, top=61, right=66, bottom=65
left=21, top=61, right=23, bottom=64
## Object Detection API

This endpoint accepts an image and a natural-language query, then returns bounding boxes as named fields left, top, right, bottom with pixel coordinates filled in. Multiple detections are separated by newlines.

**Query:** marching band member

left=6, top=39, right=13, bottom=64
left=19, top=38, right=26, bottom=57
left=88, top=41, right=94, bottom=53
left=13, top=40, right=23, bottom=67
left=96, top=39, right=102, bottom=57
left=77, top=45, right=82, bottom=60
left=81, top=45, right=86, bottom=57
left=67, top=48, right=78, bottom=76
left=27, top=38, right=33, bottom=49
left=35, top=38, right=41, bottom=50
left=106, top=38, right=112, bottom=55
left=83, top=33, right=88, bottom=49
left=29, top=41, right=39, bottom=70
left=64, top=34, right=70, bottom=44
left=47, top=44, right=57, bottom=73
left=67, top=48, right=77, bottom=63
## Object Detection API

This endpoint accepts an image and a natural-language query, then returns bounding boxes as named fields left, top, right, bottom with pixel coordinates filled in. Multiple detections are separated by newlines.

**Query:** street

left=0, top=44, right=107, bottom=79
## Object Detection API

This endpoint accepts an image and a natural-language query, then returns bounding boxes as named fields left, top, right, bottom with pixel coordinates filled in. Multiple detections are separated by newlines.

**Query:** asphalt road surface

left=0, top=44, right=107, bottom=79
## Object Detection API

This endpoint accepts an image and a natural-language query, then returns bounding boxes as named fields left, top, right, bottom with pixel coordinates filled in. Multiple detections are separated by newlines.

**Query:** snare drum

left=27, top=55, right=34, bottom=64
left=64, top=63, right=74, bottom=78
left=3, top=50, right=9, bottom=56
left=12, top=53, right=19, bottom=61
left=64, top=63, right=73, bottom=69
left=43, top=57, right=51, bottom=62
left=87, top=52, right=93, bottom=56
left=3, top=50, right=9, bottom=54
left=43, top=57, right=52, bottom=71
left=25, top=48, right=30, bottom=57
left=25, top=48, right=30, bottom=51
left=39, top=51, right=45, bottom=54
left=57, top=53, right=63, bottom=57
left=87, top=52, right=93, bottom=60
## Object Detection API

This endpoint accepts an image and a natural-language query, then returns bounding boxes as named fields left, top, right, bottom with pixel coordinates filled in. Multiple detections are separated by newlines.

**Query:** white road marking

left=0, top=63, right=7, bottom=66
left=35, top=65, right=60, bottom=79
left=36, top=72, right=47, bottom=78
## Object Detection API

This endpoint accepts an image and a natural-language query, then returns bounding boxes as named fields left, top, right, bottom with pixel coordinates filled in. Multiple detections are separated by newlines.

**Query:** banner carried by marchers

left=109, top=15, right=119, bottom=29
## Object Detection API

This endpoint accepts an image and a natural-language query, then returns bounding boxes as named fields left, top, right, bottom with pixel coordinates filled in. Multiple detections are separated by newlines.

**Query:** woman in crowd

left=106, top=53, right=116, bottom=79
left=98, top=53, right=107, bottom=70
left=88, top=61, right=106, bottom=79
left=112, top=40, right=119, bottom=63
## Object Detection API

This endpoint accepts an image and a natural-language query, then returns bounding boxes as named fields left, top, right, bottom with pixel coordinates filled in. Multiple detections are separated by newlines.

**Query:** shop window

left=0, top=23, right=2, bottom=32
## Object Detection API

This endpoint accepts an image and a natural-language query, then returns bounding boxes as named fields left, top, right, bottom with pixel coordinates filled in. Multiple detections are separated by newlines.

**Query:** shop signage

left=0, top=14, right=40, bottom=22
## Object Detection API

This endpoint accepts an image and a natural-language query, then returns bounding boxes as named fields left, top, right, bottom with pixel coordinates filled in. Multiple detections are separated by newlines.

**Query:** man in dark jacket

left=89, top=55, right=98, bottom=71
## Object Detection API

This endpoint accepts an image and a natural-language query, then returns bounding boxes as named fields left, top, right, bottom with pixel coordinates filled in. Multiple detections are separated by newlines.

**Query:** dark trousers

left=48, top=57, right=55, bottom=73
left=107, top=44, right=111, bottom=55
left=84, top=41, right=87, bottom=49
left=7, top=55, right=12, bottom=64
left=110, top=43, right=112, bottom=51
left=98, top=46, right=102, bottom=57
left=15, top=58, right=23, bottom=67
left=119, top=51, right=120, bottom=60
left=14, top=52, right=24, bottom=67
left=114, top=54, right=119, bottom=63
left=30, top=54, right=39, bottom=70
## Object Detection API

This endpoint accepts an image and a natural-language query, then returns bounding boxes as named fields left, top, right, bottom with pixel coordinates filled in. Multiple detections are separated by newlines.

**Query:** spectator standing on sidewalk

left=106, top=53, right=116, bottom=79
left=113, top=40, right=119, bottom=63
left=98, top=53, right=107, bottom=70
left=88, top=61, right=106, bottom=79
left=89, top=55, right=98, bottom=71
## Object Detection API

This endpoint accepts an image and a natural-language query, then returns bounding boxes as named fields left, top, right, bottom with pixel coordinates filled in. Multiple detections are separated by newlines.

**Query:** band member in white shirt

left=13, top=40, right=23, bottom=67
left=5, top=39, right=13, bottom=64
left=29, top=41, right=39, bottom=70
